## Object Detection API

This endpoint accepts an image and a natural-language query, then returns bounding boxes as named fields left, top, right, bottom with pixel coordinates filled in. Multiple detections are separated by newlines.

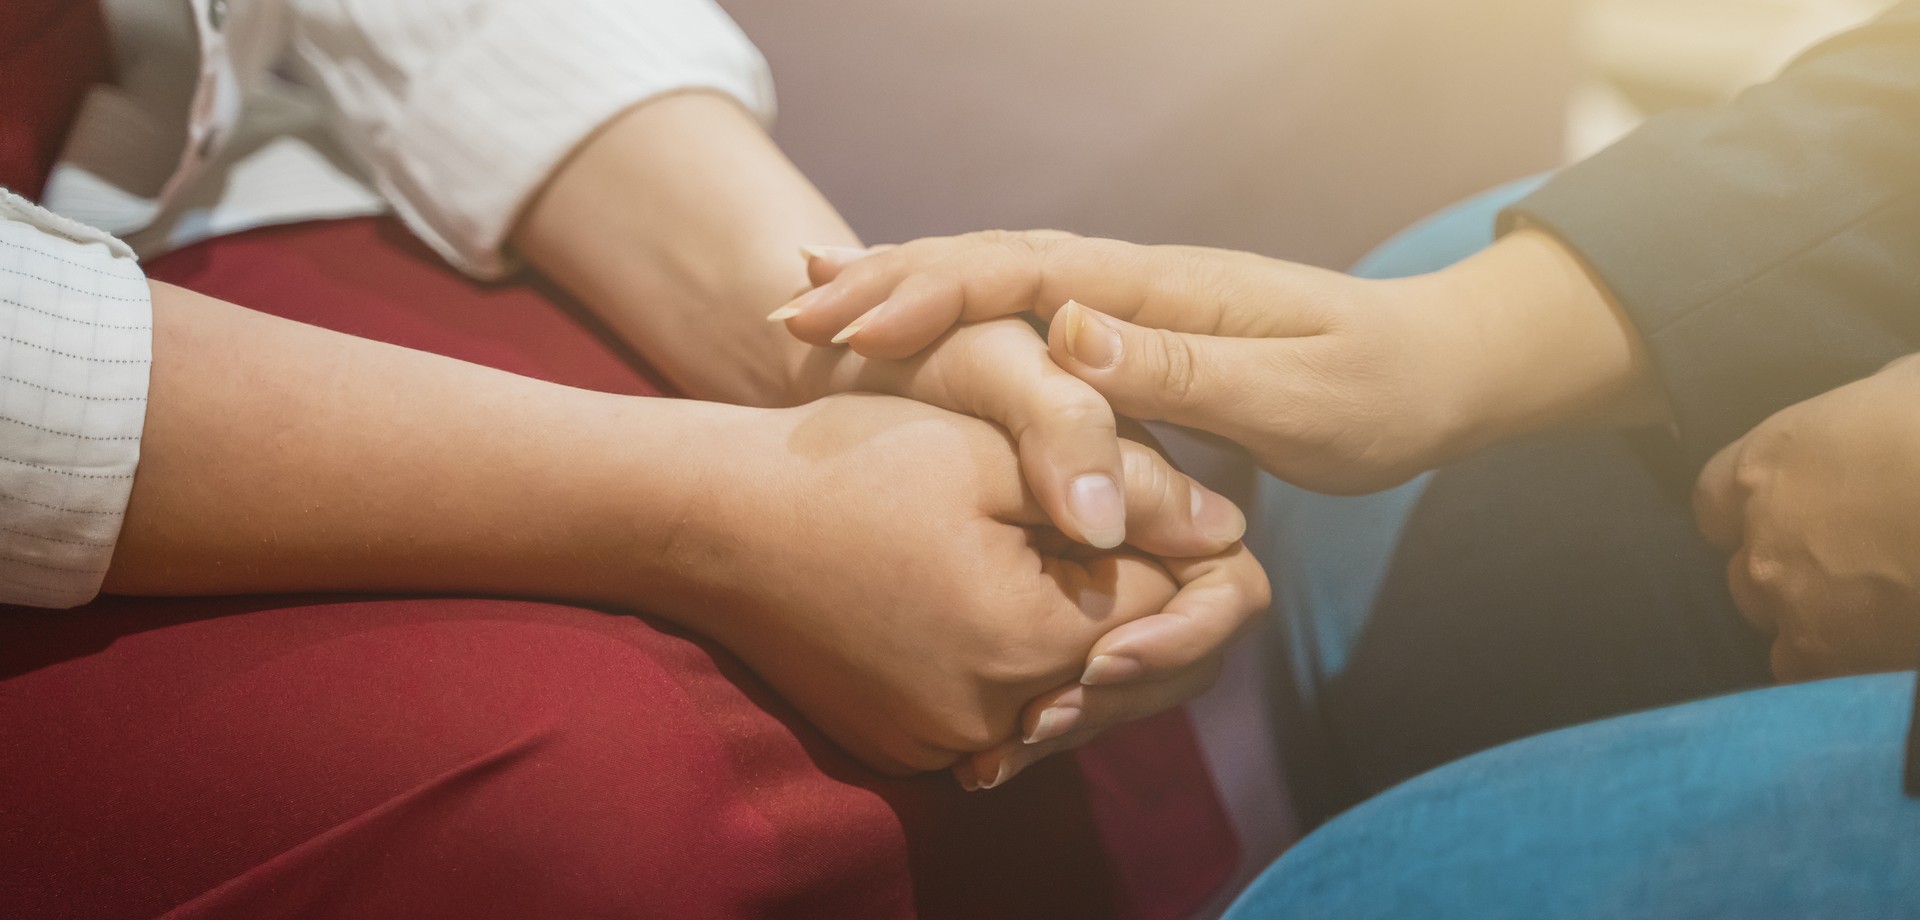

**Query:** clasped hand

left=1694, top=355, right=1920, bottom=680
left=709, top=395, right=1266, bottom=789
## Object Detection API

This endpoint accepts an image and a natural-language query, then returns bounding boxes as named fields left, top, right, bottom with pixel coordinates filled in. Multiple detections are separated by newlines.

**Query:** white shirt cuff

left=0, top=191, right=152, bottom=609
left=291, top=0, right=776, bottom=279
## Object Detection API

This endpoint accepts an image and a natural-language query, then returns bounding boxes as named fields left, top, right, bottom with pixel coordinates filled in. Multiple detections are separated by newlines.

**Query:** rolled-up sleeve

left=285, top=0, right=777, bottom=279
left=0, top=191, right=152, bottom=609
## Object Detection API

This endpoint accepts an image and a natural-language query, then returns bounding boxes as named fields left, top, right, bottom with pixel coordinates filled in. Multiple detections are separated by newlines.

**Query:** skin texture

left=106, top=282, right=1268, bottom=778
left=1693, top=355, right=1920, bottom=681
left=509, top=94, right=1266, bottom=785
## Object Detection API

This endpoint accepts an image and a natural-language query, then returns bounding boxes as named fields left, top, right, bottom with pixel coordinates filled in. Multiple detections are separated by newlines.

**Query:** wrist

left=591, top=397, right=796, bottom=630
left=1409, top=227, right=1667, bottom=454
left=512, top=92, right=860, bottom=408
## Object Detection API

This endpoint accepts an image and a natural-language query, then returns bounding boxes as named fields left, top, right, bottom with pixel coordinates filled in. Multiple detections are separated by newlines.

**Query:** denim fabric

left=1226, top=673, right=1920, bottom=920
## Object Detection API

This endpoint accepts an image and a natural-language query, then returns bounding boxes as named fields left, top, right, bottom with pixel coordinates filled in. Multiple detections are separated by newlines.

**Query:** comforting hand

left=777, top=229, right=1666, bottom=494
left=1693, top=355, right=1920, bottom=682
left=781, top=249, right=1254, bottom=550
left=680, top=394, right=1267, bottom=779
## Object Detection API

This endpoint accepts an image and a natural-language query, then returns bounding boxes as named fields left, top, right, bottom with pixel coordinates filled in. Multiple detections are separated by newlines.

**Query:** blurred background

left=722, top=0, right=1894, bottom=269
left=1570, top=0, right=1897, bottom=159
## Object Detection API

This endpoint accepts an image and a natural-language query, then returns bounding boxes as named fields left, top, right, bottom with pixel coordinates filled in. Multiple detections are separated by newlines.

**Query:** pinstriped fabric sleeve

left=285, top=0, right=776, bottom=279
left=0, top=190, right=152, bottom=609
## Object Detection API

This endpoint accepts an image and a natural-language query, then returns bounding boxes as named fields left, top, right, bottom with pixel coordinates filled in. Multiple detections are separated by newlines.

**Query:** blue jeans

left=1233, top=179, right=1920, bottom=916
left=1227, top=673, right=1920, bottom=919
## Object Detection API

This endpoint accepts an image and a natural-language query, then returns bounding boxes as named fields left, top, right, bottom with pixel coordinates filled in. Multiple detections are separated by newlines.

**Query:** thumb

left=1050, top=300, right=1271, bottom=443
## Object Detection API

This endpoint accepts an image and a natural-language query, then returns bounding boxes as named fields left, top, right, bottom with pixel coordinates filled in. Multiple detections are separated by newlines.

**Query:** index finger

left=775, top=232, right=1268, bottom=359
left=780, top=231, right=1081, bottom=356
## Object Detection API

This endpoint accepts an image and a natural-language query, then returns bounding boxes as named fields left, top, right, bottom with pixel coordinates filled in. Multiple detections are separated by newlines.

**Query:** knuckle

left=1120, top=447, right=1181, bottom=520
left=1742, top=552, right=1791, bottom=594
left=1731, top=453, right=1774, bottom=495
left=1242, top=564, right=1274, bottom=613
left=976, top=641, right=1064, bottom=689
left=966, top=611, right=1067, bottom=687
left=1031, top=377, right=1116, bottom=434
left=932, top=713, right=1003, bottom=754
left=893, top=745, right=957, bottom=777
left=1152, top=330, right=1205, bottom=411
left=858, top=728, right=955, bottom=776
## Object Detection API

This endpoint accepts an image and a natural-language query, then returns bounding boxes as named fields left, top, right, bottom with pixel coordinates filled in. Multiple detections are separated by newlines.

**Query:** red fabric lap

left=0, top=0, right=111, bottom=199
left=0, top=217, right=1236, bottom=918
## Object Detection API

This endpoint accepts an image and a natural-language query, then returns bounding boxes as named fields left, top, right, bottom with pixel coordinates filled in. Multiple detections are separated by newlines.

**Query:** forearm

left=105, top=282, right=744, bottom=611
left=1397, top=227, right=1671, bottom=455
left=512, top=92, right=861, bottom=406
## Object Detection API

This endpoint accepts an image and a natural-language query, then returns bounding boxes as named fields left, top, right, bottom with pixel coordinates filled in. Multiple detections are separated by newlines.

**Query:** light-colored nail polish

left=1025, top=705, right=1083, bottom=745
left=954, top=762, right=982, bottom=793
left=1081, top=654, right=1144, bottom=686
left=801, top=244, right=869, bottom=263
left=979, top=759, right=1015, bottom=791
left=1057, top=298, right=1084, bottom=345
left=830, top=303, right=886, bottom=344
left=1068, top=473, right=1126, bottom=549
left=1063, top=300, right=1122, bottom=369
left=766, top=305, right=802, bottom=321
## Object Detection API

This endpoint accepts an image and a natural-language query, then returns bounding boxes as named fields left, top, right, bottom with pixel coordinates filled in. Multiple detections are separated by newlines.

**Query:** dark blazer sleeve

left=1500, top=1, right=1920, bottom=474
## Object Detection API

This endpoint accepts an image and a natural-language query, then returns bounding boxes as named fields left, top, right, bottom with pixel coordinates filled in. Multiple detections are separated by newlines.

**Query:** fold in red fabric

left=0, top=216, right=1237, bottom=918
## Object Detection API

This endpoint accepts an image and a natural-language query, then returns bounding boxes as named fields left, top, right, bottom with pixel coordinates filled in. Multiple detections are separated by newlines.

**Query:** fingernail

left=831, top=303, right=887, bottom=344
left=1068, top=474, right=1126, bottom=549
left=954, top=761, right=983, bottom=793
left=1081, top=654, right=1143, bottom=686
left=1063, top=300, right=1122, bottom=369
left=1025, top=704, right=1083, bottom=745
left=1192, top=488, right=1247, bottom=544
left=801, top=244, right=868, bottom=263
left=769, top=285, right=828, bottom=321
left=979, top=759, right=1015, bottom=791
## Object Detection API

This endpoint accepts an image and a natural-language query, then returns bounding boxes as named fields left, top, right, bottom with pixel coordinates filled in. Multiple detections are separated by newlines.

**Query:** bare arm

left=510, top=92, right=857, bottom=407
left=104, top=281, right=728, bottom=606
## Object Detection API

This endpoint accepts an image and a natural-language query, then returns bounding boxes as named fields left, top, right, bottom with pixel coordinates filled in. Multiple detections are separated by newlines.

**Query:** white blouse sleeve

left=0, top=190, right=153, bottom=609
left=284, top=0, right=777, bottom=279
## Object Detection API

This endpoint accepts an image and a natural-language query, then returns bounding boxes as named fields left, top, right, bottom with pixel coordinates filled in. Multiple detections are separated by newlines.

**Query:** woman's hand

left=777, top=229, right=1668, bottom=494
left=107, top=284, right=1262, bottom=785
left=675, top=394, right=1269, bottom=776
left=789, top=315, right=1245, bottom=549
left=1693, top=355, right=1920, bottom=682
